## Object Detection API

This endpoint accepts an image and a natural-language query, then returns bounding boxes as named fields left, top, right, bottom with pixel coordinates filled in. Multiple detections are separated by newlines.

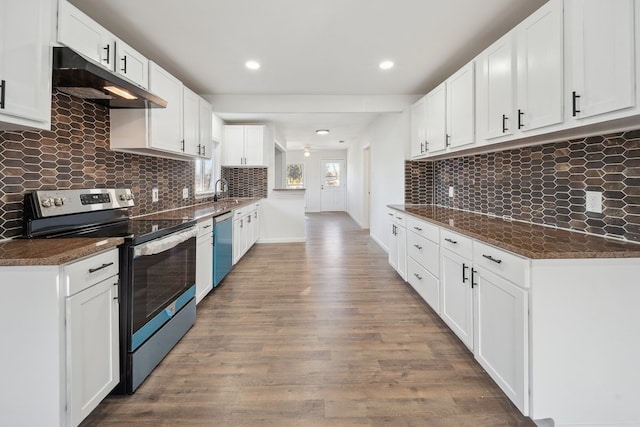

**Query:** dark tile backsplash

left=405, top=160, right=434, bottom=204
left=0, top=91, right=215, bottom=240
left=406, top=130, right=640, bottom=243
left=222, top=167, right=268, bottom=199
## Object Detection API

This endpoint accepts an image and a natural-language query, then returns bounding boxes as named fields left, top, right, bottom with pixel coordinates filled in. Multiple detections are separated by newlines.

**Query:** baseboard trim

left=256, top=238, right=306, bottom=244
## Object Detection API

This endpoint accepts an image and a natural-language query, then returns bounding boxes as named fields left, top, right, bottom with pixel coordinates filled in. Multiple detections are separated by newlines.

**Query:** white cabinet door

left=58, top=0, right=115, bottom=69
left=251, top=208, right=260, bottom=244
left=115, top=40, right=149, bottom=89
left=516, top=0, right=563, bottom=132
left=388, top=221, right=399, bottom=272
left=566, top=0, right=636, bottom=120
left=224, top=125, right=246, bottom=166
left=446, top=62, right=475, bottom=148
left=148, top=62, right=184, bottom=154
left=0, top=0, right=52, bottom=129
left=182, top=86, right=200, bottom=157
left=198, top=97, right=213, bottom=158
left=440, top=248, right=474, bottom=350
left=196, top=220, right=213, bottom=304
left=67, top=278, right=119, bottom=427
left=474, top=267, right=528, bottom=415
left=477, top=33, right=515, bottom=140
left=395, top=224, right=407, bottom=280
left=244, top=125, right=266, bottom=166
left=407, top=257, right=440, bottom=313
left=410, top=95, right=428, bottom=158
left=212, top=112, right=223, bottom=143
left=233, top=217, right=249, bottom=265
left=425, top=82, right=447, bottom=153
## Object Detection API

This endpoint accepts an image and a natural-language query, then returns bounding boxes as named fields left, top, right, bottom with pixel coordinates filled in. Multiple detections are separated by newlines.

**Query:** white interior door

left=320, top=159, right=345, bottom=212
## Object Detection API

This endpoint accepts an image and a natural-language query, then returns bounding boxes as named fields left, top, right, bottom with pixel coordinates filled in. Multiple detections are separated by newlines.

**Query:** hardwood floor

left=82, top=212, right=534, bottom=427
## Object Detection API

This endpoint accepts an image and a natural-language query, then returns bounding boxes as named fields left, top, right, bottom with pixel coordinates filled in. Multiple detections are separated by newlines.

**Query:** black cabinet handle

left=121, top=55, right=127, bottom=73
left=424, top=140, right=429, bottom=151
left=202, top=145, right=206, bottom=156
left=414, top=244, right=422, bottom=250
left=446, top=134, right=451, bottom=147
left=203, top=224, right=212, bottom=229
left=181, top=140, right=185, bottom=152
left=482, top=254, right=503, bottom=264
left=572, top=91, right=581, bottom=117
left=518, top=109, right=524, bottom=129
left=502, top=114, right=508, bottom=133
left=89, top=262, right=114, bottom=274
left=414, top=273, right=423, bottom=280
left=420, top=142, right=424, bottom=153
left=444, top=238, right=457, bottom=244
left=0, top=79, right=5, bottom=109
left=103, top=44, right=110, bottom=65
left=197, top=144, right=202, bottom=155
left=471, top=268, right=478, bottom=288
left=413, top=227, right=422, bottom=231
left=462, top=263, right=469, bottom=283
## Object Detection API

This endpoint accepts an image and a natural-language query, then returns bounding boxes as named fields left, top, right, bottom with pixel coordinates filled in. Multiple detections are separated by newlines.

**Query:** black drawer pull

left=413, top=227, right=422, bottom=231
left=0, top=79, right=5, bottom=109
left=482, top=254, right=503, bottom=264
left=414, top=273, right=422, bottom=280
left=413, top=244, right=422, bottom=250
left=202, top=225, right=212, bottom=229
left=444, top=238, right=457, bottom=244
left=89, top=262, right=114, bottom=274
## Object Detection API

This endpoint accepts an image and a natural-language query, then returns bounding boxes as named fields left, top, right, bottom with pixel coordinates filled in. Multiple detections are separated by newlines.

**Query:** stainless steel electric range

left=23, top=188, right=197, bottom=394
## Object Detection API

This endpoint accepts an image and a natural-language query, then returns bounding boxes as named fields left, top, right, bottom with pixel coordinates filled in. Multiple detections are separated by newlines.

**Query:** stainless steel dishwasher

left=213, top=212, right=233, bottom=286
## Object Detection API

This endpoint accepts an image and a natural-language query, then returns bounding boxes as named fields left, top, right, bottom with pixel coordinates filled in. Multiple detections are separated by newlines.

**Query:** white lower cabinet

left=195, top=218, right=213, bottom=304
left=387, top=210, right=407, bottom=280
left=440, top=247, right=474, bottom=350
left=406, top=216, right=440, bottom=312
left=0, top=247, right=120, bottom=427
left=407, top=258, right=440, bottom=313
left=232, top=202, right=260, bottom=265
left=473, top=265, right=528, bottom=415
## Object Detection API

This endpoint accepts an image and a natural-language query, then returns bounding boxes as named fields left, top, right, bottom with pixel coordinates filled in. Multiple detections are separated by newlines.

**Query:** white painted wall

left=286, top=149, right=348, bottom=213
left=347, top=110, right=410, bottom=252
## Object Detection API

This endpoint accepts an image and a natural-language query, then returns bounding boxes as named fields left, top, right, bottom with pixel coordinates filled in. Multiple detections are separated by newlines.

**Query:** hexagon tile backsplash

left=406, top=130, right=640, bottom=243
left=0, top=91, right=215, bottom=240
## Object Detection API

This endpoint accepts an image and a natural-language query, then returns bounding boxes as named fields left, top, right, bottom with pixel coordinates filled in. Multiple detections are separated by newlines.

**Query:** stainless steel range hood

left=52, top=47, right=167, bottom=109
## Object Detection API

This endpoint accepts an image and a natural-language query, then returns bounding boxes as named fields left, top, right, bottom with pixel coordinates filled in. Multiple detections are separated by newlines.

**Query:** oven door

left=129, top=227, right=197, bottom=350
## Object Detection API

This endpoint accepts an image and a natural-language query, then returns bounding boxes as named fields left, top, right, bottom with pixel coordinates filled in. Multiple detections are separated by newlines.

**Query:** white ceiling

left=69, top=0, right=547, bottom=150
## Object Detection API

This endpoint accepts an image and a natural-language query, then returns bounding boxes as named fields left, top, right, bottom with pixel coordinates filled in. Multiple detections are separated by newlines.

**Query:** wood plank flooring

left=81, top=212, right=534, bottom=427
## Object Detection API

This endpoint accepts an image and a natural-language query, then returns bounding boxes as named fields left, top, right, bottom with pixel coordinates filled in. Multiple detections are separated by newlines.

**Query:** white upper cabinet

left=148, top=62, right=184, bottom=154
left=115, top=40, right=149, bottom=89
left=58, top=0, right=150, bottom=89
left=58, top=0, right=115, bottom=68
left=476, top=32, right=515, bottom=141
left=446, top=62, right=475, bottom=149
left=182, top=86, right=200, bottom=156
left=410, top=95, right=428, bottom=158
left=0, top=0, right=53, bottom=130
left=425, top=82, right=448, bottom=154
left=198, top=97, right=213, bottom=158
left=211, top=112, right=224, bottom=143
left=565, top=0, right=636, bottom=121
left=516, top=0, right=564, bottom=132
left=222, top=125, right=267, bottom=166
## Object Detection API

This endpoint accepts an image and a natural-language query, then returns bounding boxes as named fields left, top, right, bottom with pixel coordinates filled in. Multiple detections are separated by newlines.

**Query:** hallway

left=82, top=213, right=533, bottom=426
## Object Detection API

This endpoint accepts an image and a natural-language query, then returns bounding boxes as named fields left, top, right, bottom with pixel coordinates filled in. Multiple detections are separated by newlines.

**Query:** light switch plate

left=448, top=186, right=454, bottom=197
left=152, top=188, right=159, bottom=203
left=585, top=191, right=602, bottom=214
left=182, top=188, right=189, bottom=199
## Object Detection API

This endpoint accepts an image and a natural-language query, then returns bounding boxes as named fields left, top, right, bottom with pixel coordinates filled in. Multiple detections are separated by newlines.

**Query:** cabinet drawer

left=65, top=248, right=119, bottom=297
left=388, top=209, right=406, bottom=227
left=473, top=240, right=529, bottom=288
left=407, top=232, right=440, bottom=277
left=233, top=208, right=246, bottom=219
left=407, top=257, right=440, bottom=313
left=440, top=229, right=472, bottom=260
left=407, top=216, right=439, bottom=243
left=197, top=218, right=213, bottom=237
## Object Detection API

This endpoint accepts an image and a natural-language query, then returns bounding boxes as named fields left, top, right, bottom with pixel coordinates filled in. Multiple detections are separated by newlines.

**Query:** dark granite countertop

left=389, top=204, right=640, bottom=259
left=134, top=198, right=260, bottom=221
left=0, top=237, right=124, bottom=266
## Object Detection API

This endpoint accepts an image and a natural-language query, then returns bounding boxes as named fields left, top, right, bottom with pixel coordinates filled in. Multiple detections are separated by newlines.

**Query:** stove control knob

left=127, top=193, right=134, bottom=200
left=54, top=197, right=64, bottom=207
left=41, top=198, right=53, bottom=208
left=119, top=194, right=127, bottom=201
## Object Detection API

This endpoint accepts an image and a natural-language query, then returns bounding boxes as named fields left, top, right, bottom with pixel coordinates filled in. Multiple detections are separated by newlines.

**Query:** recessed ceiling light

left=315, top=129, right=330, bottom=135
left=379, top=60, right=394, bottom=70
left=245, top=60, right=261, bottom=70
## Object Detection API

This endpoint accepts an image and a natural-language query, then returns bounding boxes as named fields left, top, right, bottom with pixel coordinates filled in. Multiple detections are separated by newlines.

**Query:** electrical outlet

left=448, top=186, right=454, bottom=197
left=182, top=188, right=189, bottom=199
left=585, top=191, right=602, bottom=214
left=152, top=188, right=159, bottom=203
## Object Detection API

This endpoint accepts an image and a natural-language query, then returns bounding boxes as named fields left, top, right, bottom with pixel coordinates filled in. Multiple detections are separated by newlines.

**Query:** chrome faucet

left=213, top=178, right=229, bottom=202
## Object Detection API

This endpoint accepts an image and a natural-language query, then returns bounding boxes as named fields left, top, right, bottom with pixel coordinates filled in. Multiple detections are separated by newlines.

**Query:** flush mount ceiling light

left=245, top=60, right=261, bottom=70
left=379, top=60, right=395, bottom=70
left=304, top=147, right=311, bottom=157
left=315, top=129, right=330, bottom=135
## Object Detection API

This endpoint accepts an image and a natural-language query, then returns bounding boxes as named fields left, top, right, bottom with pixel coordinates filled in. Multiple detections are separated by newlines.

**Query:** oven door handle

left=133, top=227, right=198, bottom=257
